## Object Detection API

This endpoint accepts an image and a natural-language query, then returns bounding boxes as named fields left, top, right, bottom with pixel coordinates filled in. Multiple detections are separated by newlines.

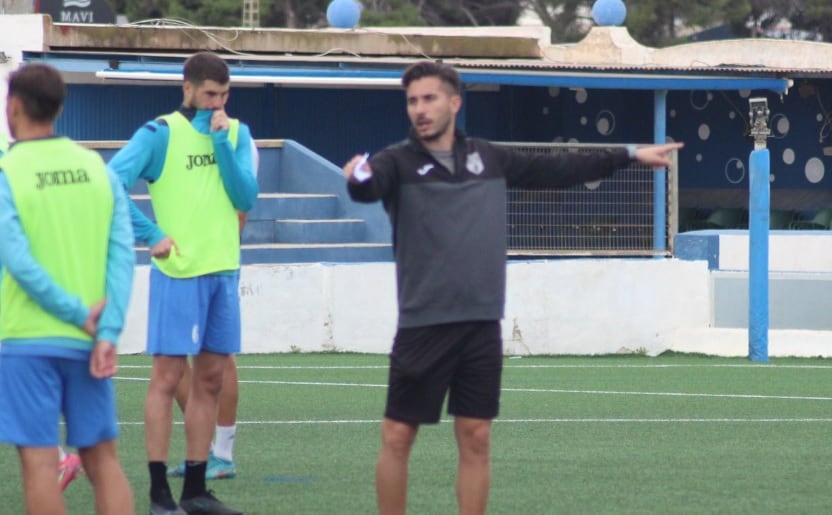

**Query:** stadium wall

left=119, top=257, right=832, bottom=358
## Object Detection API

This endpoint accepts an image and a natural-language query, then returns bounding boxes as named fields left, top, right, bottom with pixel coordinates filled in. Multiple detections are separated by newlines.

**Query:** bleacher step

left=136, top=242, right=393, bottom=264
left=131, top=193, right=340, bottom=221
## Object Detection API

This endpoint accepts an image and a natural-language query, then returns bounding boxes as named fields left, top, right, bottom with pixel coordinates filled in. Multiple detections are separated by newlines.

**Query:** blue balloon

left=327, top=0, right=362, bottom=29
left=592, top=0, right=627, bottom=27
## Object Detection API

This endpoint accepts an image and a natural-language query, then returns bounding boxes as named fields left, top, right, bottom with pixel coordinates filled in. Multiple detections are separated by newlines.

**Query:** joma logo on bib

left=36, top=169, right=90, bottom=189
left=186, top=153, right=217, bottom=170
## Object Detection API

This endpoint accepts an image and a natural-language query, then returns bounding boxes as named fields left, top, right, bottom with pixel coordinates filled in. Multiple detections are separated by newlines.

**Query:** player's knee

left=381, top=422, right=417, bottom=455
left=192, top=369, right=224, bottom=396
left=150, top=372, right=182, bottom=397
left=458, top=422, right=491, bottom=456
left=150, top=359, right=187, bottom=394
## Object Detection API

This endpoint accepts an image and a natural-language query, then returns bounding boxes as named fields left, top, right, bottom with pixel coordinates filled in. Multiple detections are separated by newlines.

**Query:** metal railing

left=501, top=142, right=677, bottom=257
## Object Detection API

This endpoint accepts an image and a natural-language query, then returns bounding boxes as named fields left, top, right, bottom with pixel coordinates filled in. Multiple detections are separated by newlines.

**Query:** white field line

left=117, top=363, right=832, bottom=370
left=113, top=376, right=832, bottom=401
left=115, top=417, right=832, bottom=426
left=501, top=387, right=832, bottom=401
left=116, top=377, right=386, bottom=388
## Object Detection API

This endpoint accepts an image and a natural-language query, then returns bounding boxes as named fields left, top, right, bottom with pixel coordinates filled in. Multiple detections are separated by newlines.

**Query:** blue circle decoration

left=327, top=0, right=362, bottom=29
left=592, top=0, right=627, bottom=27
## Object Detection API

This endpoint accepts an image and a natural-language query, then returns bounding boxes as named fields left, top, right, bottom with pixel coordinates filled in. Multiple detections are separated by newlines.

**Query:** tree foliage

left=108, top=0, right=521, bottom=28
left=106, top=0, right=832, bottom=43
left=787, top=0, right=832, bottom=41
left=524, top=0, right=590, bottom=43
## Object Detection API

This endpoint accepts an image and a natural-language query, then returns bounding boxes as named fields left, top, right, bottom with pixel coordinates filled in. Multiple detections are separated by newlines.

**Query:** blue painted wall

left=273, top=88, right=409, bottom=167
left=58, top=84, right=277, bottom=141
left=57, top=80, right=832, bottom=213
left=665, top=85, right=832, bottom=191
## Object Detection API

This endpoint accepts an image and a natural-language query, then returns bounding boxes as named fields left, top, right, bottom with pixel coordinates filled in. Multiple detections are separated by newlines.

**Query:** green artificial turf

left=1, top=353, right=830, bottom=514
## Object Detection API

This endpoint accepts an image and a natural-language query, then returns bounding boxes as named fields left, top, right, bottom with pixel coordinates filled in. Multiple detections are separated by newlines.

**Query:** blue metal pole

left=653, top=90, right=668, bottom=253
left=748, top=149, right=770, bottom=362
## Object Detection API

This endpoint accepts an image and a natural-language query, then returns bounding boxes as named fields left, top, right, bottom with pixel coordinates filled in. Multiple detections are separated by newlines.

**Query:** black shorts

left=384, top=321, right=503, bottom=425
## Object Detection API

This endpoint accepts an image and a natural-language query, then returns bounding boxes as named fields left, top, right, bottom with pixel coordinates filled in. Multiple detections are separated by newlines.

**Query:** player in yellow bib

left=110, top=51, right=257, bottom=515
left=0, top=64, right=135, bottom=515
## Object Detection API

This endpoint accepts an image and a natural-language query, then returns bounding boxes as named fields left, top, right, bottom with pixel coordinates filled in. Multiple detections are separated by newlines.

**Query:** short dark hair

left=401, top=61, right=462, bottom=96
left=7, top=64, right=66, bottom=123
left=183, top=51, right=230, bottom=86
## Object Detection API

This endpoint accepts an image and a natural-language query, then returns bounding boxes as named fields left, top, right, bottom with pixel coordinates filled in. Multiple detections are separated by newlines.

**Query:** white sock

left=58, top=446, right=67, bottom=461
left=211, top=424, right=236, bottom=462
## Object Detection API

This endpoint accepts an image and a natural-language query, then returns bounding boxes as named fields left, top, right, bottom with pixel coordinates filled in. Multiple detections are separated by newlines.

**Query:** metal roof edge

left=24, top=49, right=792, bottom=93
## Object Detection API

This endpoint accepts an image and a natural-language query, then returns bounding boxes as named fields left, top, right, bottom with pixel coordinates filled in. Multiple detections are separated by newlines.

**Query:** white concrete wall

left=0, top=14, right=46, bottom=142
left=118, top=258, right=729, bottom=356
left=719, top=231, right=832, bottom=272
left=121, top=257, right=832, bottom=358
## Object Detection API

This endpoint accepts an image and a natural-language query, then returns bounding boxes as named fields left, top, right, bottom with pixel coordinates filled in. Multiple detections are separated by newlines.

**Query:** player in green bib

left=0, top=64, right=135, bottom=514
left=0, top=120, right=86, bottom=493
left=110, top=51, right=257, bottom=515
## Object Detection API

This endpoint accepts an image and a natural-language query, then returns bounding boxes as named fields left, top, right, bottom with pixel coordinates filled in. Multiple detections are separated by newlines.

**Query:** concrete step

left=136, top=242, right=393, bottom=264
left=131, top=193, right=340, bottom=221
left=244, top=219, right=367, bottom=244
left=248, top=193, right=340, bottom=220
left=272, top=219, right=366, bottom=244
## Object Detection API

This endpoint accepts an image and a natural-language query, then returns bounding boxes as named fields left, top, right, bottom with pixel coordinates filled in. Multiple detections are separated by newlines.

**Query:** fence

left=500, top=142, right=678, bottom=257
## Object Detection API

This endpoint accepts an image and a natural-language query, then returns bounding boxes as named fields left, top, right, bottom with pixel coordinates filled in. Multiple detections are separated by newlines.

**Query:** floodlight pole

left=748, top=98, right=770, bottom=362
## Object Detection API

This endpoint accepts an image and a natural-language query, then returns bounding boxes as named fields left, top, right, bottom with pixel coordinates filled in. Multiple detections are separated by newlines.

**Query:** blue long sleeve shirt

left=108, top=107, right=259, bottom=248
left=0, top=164, right=135, bottom=358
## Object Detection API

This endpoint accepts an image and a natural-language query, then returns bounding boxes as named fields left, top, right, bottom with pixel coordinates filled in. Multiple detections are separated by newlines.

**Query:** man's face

left=406, top=76, right=461, bottom=143
left=183, top=79, right=230, bottom=111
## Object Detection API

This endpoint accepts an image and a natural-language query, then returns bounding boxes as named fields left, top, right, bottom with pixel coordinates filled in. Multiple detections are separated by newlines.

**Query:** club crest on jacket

left=466, top=152, right=484, bottom=175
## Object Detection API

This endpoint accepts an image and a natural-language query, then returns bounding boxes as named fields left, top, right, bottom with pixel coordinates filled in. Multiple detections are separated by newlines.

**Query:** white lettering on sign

left=60, top=10, right=94, bottom=23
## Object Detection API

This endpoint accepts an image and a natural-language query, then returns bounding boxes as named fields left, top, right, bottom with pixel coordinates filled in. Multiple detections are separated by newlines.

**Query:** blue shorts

left=147, top=268, right=241, bottom=356
left=0, top=354, right=119, bottom=448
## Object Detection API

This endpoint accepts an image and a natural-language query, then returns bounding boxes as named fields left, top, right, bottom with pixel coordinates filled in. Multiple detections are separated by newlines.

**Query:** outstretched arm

left=504, top=141, right=685, bottom=189
left=633, top=142, right=685, bottom=168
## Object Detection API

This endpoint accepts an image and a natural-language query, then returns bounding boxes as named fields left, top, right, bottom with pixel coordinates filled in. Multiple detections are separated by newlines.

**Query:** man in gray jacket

left=344, top=60, right=682, bottom=515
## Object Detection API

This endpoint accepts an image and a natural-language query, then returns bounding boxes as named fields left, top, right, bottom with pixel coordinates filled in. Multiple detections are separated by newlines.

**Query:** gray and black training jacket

left=348, top=130, right=631, bottom=329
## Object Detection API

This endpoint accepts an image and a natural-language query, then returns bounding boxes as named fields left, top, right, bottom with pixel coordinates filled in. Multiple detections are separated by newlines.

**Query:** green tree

left=524, top=0, right=592, bottom=43
left=421, top=0, right=523, bottom=26
left=789, top=0, right=832, bottom=40
left=361, top=0, right=425, bottom=27
left=108, top=0, right=171, bottom=22
left=359, top=0, right=522, bottom=27
left=523, top=0, right=743, bottom=46
left=260, top=0, right=329, bottom=28
left=168, top=0, right=241, bottom=26
left=624, top=0, right=746, bottom=46
left=108, top=0, right=830, bottom=43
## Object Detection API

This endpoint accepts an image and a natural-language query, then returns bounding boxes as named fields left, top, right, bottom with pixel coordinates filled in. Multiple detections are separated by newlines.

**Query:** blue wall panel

left=667, top=85, right=832, bottom=191
left=58, top=84, right=180, bottom=140
left=274, top=88, right=409, bottom=166
left=58, top=83, right=278, bottom=142
left=465, top=90, right=501, bottom=140
left=225, top=84, right=278, bottom=139
left=556, top=87, right=654, bottom=144
left=54, top=80, right=832, bottom=214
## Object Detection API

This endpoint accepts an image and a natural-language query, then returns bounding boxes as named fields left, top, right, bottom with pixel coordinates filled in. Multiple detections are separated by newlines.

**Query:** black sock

left=148, top=462, right=173, bottom=504
left=181, top=461, right=207, bottom=500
